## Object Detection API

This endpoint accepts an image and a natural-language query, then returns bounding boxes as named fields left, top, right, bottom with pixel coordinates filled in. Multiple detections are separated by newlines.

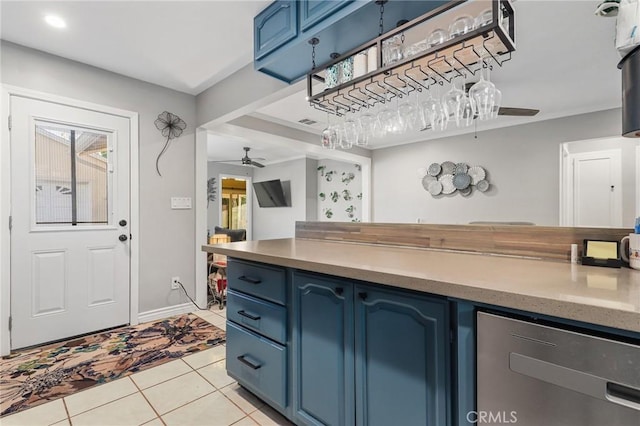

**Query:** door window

left=34, top=122, right=112, bottom=226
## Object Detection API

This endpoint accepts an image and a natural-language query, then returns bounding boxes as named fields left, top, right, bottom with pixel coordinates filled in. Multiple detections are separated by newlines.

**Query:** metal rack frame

left=306, top=0, right=515, bottom=116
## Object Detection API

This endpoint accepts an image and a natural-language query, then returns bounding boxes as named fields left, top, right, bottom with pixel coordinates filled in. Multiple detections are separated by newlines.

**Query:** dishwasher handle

left=606, top=382, right=640, bottom=412
left=510, top=353, right=640, bottom=412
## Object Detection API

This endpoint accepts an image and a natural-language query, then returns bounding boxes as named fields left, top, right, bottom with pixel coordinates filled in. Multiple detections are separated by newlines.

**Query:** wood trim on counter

left=295, top=222, right=633, bottom=262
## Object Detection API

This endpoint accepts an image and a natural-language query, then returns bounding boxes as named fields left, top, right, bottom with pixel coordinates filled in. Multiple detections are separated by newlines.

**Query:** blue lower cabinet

left=292, top=272, right=354, bottom=426
left=354, top=285, right=450, bottom=426
left=226, top=322, right=287, bottom=411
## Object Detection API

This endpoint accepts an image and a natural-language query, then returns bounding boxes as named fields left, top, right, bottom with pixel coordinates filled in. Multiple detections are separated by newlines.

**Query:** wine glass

left=357, top=108, right=376, bottom=146
left=398, top=91, right=420, bottom=132
left=341, top=115, right=358, bottom=149
left=321, top=113, right=338, bottom=149
left=442, top=78, right=465, bottom=128
left=420, top=86, right=446, bottom=131
left=469, top=64, right=497, bottom=120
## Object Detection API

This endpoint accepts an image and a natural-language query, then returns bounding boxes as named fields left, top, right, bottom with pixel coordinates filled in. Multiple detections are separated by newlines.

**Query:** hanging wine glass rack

left=306, top=0, right=515, bottom=117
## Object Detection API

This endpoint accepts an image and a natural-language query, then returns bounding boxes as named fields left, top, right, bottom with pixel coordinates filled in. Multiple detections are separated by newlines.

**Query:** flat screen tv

left=253, top=179, right=288, bottom=207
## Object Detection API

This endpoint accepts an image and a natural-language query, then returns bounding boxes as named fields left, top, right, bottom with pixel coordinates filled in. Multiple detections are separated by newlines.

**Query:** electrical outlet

left=171, top=276, right=180, bottom=290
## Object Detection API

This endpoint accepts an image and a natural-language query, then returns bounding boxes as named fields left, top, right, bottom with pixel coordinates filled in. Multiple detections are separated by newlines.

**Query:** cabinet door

left=299, top=0, right=353, bottom=32
left=254, top=0, right=297, bottom=60
left=354, top=286, right=450, bottom=426
left=292, top=272, right=354, bottom=426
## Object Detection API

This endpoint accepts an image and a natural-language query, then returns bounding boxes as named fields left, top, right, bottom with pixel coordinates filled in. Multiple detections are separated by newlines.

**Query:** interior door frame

left=559, top=140, right=623, bottom=227
left=0, top=85, right=140, bottom=356
left=218, top=173, right=253, bottom=241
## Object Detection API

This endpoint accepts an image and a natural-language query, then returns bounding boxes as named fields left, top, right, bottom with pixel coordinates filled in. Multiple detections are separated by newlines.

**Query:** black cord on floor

left=176, top=280, right=209, bottom=311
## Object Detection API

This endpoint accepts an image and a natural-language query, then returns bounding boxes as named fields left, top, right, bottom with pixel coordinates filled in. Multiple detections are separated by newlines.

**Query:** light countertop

left=203, top=238, right=640, bottom=333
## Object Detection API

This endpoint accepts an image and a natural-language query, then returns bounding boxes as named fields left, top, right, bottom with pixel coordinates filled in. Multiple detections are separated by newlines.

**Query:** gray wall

left=372, top=108, right=636, bottom=226
left=207, top=162, right=253, bottom=233
left=252, top=158, right=310, bottom=240
left=1, top=41, right=197, bottom=313
left=305, top=158, right=318, bottom=222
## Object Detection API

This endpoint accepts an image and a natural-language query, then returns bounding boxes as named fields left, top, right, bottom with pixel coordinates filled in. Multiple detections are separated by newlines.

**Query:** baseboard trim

left=138, top=302, right=194, bottom=323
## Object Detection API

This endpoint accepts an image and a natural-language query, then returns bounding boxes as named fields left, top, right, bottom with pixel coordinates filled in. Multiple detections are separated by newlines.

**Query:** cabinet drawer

left=254, top=0, right=297, bottom=60
left=227, top=289, right=287, bottom=345
left=226, top=321, right=287, bottom=411
left=227, top=259, right=286, bottom=305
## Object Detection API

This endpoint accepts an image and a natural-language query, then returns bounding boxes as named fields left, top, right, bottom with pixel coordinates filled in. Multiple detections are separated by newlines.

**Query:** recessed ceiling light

left=44, top=15, right=66, bottom=29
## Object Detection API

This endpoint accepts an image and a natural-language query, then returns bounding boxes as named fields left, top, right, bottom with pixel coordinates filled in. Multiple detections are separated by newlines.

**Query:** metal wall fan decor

left=154, top=111, right=186, bottom=177
left=211, top=147, right=266, bottom=168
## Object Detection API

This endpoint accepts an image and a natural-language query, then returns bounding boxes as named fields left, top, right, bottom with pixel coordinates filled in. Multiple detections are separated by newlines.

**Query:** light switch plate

left=171, top=197, right=192, bottom=209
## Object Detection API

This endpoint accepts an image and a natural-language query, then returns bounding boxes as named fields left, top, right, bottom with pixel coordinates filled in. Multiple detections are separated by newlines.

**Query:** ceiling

left=0, top=1, right=626, bottom=157
left=0, top=0, right=270, bottom=95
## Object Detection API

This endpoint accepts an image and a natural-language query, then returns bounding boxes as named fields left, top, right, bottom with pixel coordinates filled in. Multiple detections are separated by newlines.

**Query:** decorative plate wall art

left=418, top=162, right=490, bottom=197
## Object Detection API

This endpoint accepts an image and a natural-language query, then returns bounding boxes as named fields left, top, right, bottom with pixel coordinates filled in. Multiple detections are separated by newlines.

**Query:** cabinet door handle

left=238, top=310, right=261, bottom=321
left=237, top=355, right=262, bottom=370
left=359, top=292, right=368, bottom=300
left=335, top=287, right=344, bottom=296
left=257, top=3, right=291, bottom=30
left=238, top=275, right=262, bottom=284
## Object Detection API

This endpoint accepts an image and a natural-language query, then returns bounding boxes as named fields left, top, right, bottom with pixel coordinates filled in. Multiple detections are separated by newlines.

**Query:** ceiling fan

left=211, top=147, right=266, bottom=168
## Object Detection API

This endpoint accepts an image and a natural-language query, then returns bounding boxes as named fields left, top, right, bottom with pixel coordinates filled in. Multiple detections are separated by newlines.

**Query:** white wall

left=252, top=157, right=310, bottom=240
left=207, top=161, right=252, bottom=233
left=1, top=41, right=197, bottom=314
left=372, top=108, right=633, bottom=226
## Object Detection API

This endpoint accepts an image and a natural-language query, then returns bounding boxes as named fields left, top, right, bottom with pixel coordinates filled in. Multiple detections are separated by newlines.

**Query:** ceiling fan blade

left=250, top=160, right=265, bottom=168
left=498, top=107, right=540, bottom=117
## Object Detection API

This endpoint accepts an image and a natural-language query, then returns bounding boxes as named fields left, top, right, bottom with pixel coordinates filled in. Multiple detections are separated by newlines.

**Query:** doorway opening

left=217, top=174, right=252, bottom=241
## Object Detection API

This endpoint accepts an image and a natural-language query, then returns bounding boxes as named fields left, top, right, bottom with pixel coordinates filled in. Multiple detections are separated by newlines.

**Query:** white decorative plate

left=421, top=175, right=437, bottom=190
left=476, top=179, right=490, bottom=192
left=455, top=163, right=468, bottom=175
left=468, top=166, right=486, bottom=185
left=439, top=174, right=456, bottom=194
left=428, top=180, right=443, bottom=196
left=428, top=162, right=442, bottom=176
left=441, top=161, right=456, bottom=175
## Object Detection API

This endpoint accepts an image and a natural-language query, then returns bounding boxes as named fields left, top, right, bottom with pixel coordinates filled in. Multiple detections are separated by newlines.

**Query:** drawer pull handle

left=238, top=275, right=262, bottom=284
left=237, top=355, right=262, bottom=370
left=359, top=292, right=368, bottom=300
left=238, top=310, right=261, bottom=321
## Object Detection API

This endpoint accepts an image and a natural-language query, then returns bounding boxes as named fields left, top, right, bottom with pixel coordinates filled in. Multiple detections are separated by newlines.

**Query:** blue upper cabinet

left=300, top=0, right=353, bottom=32
left=354, top=285, right=450, bottom=426
left=254, top=0, right=298, bottom=60
left=254, top=1, right=447, bottom=83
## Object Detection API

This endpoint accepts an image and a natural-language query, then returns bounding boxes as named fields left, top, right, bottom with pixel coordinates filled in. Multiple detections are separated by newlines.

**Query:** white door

left=570, top=150, right=622, bottom=227
left=10, top=96, right=130, bottom=349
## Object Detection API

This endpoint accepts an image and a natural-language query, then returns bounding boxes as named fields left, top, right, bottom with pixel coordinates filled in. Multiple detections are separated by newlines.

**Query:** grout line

left=63, top=377, right=138, bottom=419
left=229, top=415, right=253, bottom=426
left=130, top=373, right=165, bottom=425
left=131, top=361, right=194, bottom=390
left=156, top=389, right=217, bottom=418
left=61, top=398, right=72, bottom=426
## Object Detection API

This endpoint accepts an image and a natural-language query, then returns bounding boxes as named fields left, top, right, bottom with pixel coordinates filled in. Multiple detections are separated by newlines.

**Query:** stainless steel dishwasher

left=477, top=312, right=640, bottom=426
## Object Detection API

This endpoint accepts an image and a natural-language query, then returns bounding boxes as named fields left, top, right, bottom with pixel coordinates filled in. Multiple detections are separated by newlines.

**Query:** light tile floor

left=1, top=306, right=294, bottom=426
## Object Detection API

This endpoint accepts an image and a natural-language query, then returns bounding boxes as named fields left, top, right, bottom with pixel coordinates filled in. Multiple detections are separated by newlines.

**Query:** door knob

left=119, top=234, right=128, bottom=242
left=119, top=219, right=127, bottom=226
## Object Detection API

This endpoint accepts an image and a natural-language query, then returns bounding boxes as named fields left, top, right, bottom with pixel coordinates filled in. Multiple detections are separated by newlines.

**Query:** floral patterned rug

left=0, top=313, right=225, bottom=417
